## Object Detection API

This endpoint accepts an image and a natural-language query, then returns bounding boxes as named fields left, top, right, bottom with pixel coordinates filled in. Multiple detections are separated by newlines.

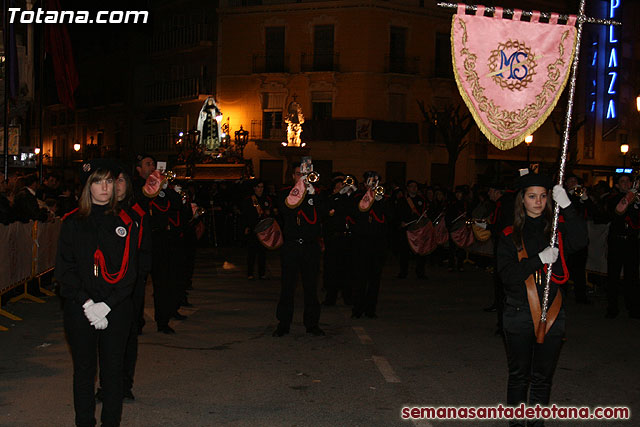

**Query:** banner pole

left=537, top=0, right=587, bottom=343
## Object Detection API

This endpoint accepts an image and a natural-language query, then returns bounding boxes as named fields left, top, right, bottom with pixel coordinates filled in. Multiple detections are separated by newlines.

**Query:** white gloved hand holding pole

left=538, top=246, right=559, bottom=265
left=552, top=185, right=571, bottom=209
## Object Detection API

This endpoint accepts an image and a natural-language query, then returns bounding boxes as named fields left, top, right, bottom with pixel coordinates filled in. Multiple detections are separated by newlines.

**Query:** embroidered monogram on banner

left=451, top=4, right=577, bottom=150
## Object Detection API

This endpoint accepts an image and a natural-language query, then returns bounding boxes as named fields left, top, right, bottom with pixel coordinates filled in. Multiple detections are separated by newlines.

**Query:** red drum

left=255, top=218, right=283, bottom=250
left=406, top=217, right=436, bottom=256
left=434, top=215, right=449, bottom=245
left=450, top=222, right=475, bottom=248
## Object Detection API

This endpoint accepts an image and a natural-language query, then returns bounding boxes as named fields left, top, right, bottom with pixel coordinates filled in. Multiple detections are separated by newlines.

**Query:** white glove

left=339, top=185, right=350, bottom=195
left=580, top=189, right=589, bottom=201
left=84, top=302, right=111, bottom=326
left=538, top=246, right=559, bottom=265
left=82, top=299, right=95, bottom=309
left=375, top=194, right=383, bottom=202
left=474, top=221, right=487, bottom=229
left=93, top=317, right=109, bottom=330
left=552, top=185, right=571, bottom=209
left=306, top=183, right=315, bottom=195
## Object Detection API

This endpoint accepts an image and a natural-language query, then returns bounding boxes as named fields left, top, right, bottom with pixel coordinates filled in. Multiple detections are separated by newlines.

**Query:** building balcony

left=384, top=55, right=420, bottom=74
left=301, top=119, right=420, bottom=143
left=251, top=120, right=286, bottom=140
left=148, top=24, right=214, bottom=55
left=252, top=54, right=290, bottom=74
left=300, top=52, right=340, bottom=72
left=144, top=77, right=213, bottom=105
left=143, top=133, right=179, bottom=152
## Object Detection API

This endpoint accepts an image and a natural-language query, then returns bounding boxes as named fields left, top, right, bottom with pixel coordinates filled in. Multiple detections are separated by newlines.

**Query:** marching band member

left=497, top=172, right=587, bottom=425
left=55, top=159, right=143, bottom=427
left=396, top=180, right=428, bottom=279
left=605, top=174, right=640, bottom=319
left=242, top=179, right=272, bottom=280
left=135, top=155, right=186, bottom=334
left=564, top=174, right=592, bottom=304
left=484, top=182, right=515, bottom=334
left=351, top=172, right=391, bottom=319
left=273, top=165, right=326, bottom=337
left=322, top=173, right=357, bottom=306
left=445, top=186, right=470, bottom=272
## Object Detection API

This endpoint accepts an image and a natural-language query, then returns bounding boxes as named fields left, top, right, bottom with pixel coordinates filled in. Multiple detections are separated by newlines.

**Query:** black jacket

left=351, top=192, right=392, bottom=240
left=278, top=185, right=324, bottom=242
left=55, top=204, right=142, bottom=308
left=497, top=205, right=587, bottom=309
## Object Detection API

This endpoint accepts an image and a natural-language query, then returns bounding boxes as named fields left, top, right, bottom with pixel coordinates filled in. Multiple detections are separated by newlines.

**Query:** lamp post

left=621, top=143, right=629, bottom=167
left=524, top=134, right=533, bottom=164
left=234, top=125, right=249, bottom=158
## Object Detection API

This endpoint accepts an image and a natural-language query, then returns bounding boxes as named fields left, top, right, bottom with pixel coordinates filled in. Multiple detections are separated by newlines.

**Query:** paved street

left=1, top=247, right=638, bottom=426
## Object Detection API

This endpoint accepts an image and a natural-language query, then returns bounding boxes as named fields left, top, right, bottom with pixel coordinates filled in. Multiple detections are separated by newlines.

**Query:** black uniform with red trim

left=351, top=190, right=392, bottom=318
left=55, top=204, right=142, bottom=426
left=396, top=193, right=427, bottom=278
left=496, top=204, right=587, bottom=410
left=322, top=191, right=355, bottom=306
left=147, top=186, right=184, bottom=330
left=275, top=182, right=325, bottom=333
left=605, top=192, right=640, bottom=317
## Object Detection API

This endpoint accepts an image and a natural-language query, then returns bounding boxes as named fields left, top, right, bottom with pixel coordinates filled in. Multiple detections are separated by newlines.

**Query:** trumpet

left=573, top=186, right=586, bottom=198
left=307, top=171, right=320, bottom=183
left=374, top=185, right=385, bottom=197
left=343, top=175, right=355, bottom=187
left=164, top=170, right=177, bottom=182
left=465, top=217, right=487, bottom=226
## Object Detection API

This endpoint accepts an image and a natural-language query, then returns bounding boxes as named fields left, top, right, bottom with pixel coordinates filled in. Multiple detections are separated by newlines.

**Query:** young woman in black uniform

left=497, top=173, right=587, bottom=427
left=55, top=159, right=142, bottom=427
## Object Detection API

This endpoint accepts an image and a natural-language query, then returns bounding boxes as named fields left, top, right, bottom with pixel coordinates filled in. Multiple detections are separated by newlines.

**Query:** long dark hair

left=77, top=169, right=118, bottom=218
left=511, top=187, right=553, bottom=250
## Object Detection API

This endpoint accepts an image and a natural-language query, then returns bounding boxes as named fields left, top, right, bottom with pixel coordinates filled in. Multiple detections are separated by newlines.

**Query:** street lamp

left=34, top=147, right=41, bottom=155
left=621, top=143, right=629, bottom=167
left=524, top=134, right=533, bottom=163
left=636, top=93, right=640, bottom=113
left=73, top=143, right=81, bottom=152
left=234, top=125, right=249, bottom=158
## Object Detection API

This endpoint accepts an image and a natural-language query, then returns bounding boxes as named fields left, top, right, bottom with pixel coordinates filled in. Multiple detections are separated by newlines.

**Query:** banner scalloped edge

left=450, top=14, right=577, bottom=151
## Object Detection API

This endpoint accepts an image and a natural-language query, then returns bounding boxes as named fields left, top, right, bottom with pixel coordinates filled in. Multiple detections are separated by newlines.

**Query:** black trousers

left=567, top=246, right=588, bottom=301
left=122, top=275, right=147, bottom=392
left=397, top=231, right=426, bottom=277
left=353, top=236, right=386, bottom=316
left=64, top=298, right=133, bottom=427
left=276, top=240, right=321, bottom=329
left=607, top=236, right=640, bottom=315
left=151, top=231, right=181, bottom=327
left=503, top=305, right=565, bottom=427
left=247, top=233, right=266, bottom=277
left=448, top=240, right=466, bottom=270
left=322, top=234, right=353, bottom=304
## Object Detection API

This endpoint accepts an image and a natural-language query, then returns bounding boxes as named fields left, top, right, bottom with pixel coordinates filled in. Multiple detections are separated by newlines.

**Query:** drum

left=254, top=218, right=283, bottom=250
left=406, top=216, right=436, bottom=256
left=472, top=223, right=492, bottom=242
left=433, top=215, right=449, bottom=246
left=450, top=223, right=475, bottom=248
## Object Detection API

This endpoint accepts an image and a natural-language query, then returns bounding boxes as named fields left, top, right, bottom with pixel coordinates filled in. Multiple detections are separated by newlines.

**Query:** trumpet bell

left=307, top=171, right=320, bottom=183
left=343, top=175, right=355, bottom=187
left=374, top=185, right=385, bottom=197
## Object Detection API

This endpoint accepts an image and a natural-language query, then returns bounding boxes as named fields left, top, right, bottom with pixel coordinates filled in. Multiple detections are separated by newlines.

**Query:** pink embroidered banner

left=451, top=4, right=577, bottom=150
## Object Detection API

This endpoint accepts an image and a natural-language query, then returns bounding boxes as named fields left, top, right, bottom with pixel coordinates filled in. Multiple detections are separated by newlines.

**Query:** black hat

left=364, top=171, right=380, bottom=181
left=80, top=158, right=119, bottom=186
left=331, top=171, right=346, bottom=181
left=406, top=179, right=418, bottom=187
left=135, top=153, right=156, bottom=166
left=517, top=171, right=552, bottom=190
